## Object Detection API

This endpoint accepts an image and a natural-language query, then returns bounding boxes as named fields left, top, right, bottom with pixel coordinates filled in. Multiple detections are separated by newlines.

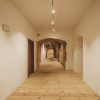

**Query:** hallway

left=1, top=0, right=100, bottom=99
left=7, top=61, right=100, bottom=100
left=39, top=59, right=63, bottom=71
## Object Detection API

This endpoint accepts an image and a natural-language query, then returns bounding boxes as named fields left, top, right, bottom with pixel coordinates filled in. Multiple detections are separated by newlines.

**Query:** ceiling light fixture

left=52, top=28, right=56, bottom=32
left=51, top=9, right=56, bottom=14
left=51, top=0, right=56, bottom=34
left=51, top=20, right=54, bottom=25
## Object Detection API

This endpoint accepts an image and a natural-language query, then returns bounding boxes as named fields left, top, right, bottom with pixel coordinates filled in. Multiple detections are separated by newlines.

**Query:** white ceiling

left=12, top=0, right=94, bottom=31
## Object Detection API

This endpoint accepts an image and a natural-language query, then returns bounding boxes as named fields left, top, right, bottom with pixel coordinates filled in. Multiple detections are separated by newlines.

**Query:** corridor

left=7, top=61, right=100, bottom=100
left=1, top=0, right=100, bottom=99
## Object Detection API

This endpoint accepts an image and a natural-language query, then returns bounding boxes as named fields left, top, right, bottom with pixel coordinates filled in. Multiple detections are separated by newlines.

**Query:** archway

left=36, top=38, right=67, bottom=70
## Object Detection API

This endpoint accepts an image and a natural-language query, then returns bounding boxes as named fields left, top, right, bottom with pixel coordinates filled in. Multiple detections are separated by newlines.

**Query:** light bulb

left=52, top=29, right=56, bottom=32
left=51, top=9, right=55, bottom=14
left=51, top=21, right=54, bottom=25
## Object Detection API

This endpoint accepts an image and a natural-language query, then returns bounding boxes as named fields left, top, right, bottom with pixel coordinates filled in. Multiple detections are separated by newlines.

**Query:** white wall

left=0, top=0, right=36, bottom=99
left=41, top=44, right=46, bottom=62
left=36, top=30, right=74, bottom=70
left=74, top=0, right=100, bottom=96
left=73, top=37, right=83, bottom=73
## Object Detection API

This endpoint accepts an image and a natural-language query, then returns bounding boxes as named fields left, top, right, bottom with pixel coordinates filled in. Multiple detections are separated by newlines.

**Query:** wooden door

left=28, top=39, right=34, bottom=77
left=63, top=43, right=67, bottom=69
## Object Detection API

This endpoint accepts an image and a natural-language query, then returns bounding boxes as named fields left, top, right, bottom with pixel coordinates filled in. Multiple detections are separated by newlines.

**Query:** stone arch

left=36, top=38, right=67, bottom=70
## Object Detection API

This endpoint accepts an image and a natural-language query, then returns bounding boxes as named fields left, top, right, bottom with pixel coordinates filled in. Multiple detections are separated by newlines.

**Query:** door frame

left=28, top=39, right=34, bottom=77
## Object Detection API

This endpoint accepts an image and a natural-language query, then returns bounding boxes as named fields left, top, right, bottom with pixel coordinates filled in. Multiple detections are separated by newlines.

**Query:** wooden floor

left=7, top=61, right=100, bottom=100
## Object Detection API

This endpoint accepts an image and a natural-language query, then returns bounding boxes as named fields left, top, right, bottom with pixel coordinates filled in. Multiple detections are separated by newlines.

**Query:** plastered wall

left=74, top=0, right=100, bottom=96
left=0, top=0, right=36, bottom=99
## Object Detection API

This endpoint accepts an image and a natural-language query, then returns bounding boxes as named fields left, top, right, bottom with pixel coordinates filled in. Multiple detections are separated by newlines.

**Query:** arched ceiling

left=12, top=0, right=95, bottom=31
left=44, top=42, right=59, bottom=49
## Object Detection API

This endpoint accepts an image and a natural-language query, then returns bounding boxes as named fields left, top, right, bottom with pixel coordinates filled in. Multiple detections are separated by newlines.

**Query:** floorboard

left=7, top=61, right=100, bottom=100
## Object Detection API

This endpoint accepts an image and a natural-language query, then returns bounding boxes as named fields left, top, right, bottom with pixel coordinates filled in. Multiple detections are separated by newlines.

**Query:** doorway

left=37, top=38, right=67, bottom=70
left=28, top=39, right=34, bottom=77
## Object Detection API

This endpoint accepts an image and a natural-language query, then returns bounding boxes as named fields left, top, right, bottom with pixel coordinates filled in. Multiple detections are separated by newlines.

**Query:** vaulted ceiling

left=12, top=0, right=94, bottom=31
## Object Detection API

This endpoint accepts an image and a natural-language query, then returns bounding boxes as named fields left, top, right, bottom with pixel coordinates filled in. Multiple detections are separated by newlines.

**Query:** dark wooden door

left=28, top=39, right=34, bottom=77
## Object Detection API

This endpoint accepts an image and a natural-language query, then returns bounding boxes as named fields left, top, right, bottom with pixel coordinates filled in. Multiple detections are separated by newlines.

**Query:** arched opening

left=36, top=38, right=67, bottom=71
